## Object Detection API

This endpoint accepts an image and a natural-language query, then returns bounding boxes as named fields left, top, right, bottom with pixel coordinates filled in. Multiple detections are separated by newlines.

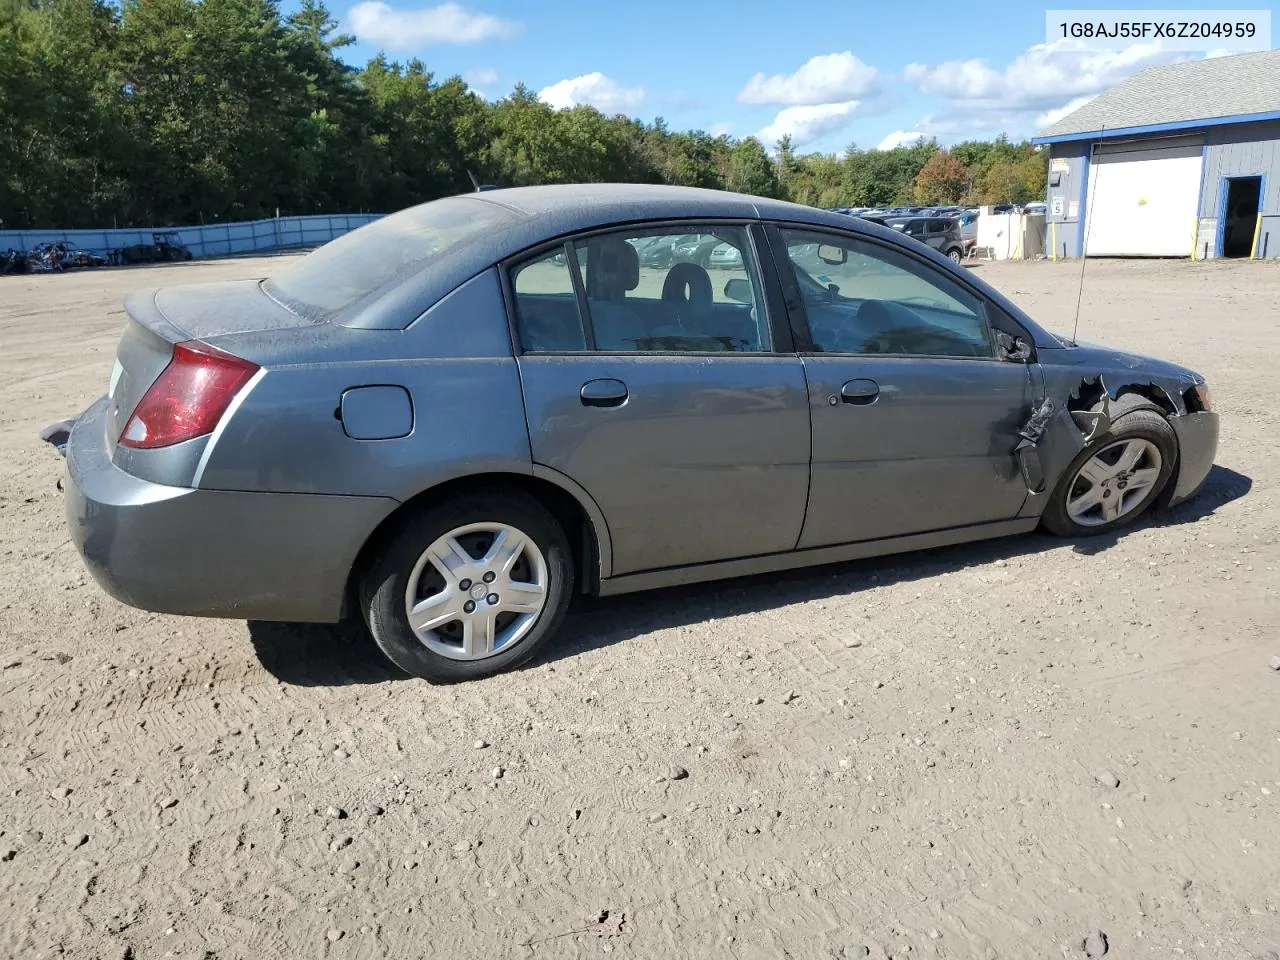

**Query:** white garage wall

left=1084, top=137, right=1203, bottom=256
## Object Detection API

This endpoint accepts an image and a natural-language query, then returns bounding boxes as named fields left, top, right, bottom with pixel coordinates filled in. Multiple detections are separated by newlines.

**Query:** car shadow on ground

left=247, top=464, right=1250, bottom=686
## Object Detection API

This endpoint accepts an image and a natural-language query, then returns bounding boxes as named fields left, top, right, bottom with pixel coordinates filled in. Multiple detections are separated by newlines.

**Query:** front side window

left=779, top=228, right=994, bottom=358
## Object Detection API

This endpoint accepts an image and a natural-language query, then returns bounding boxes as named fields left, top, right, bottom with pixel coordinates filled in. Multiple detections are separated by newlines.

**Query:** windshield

left=264, top=197, right=517, bottom=319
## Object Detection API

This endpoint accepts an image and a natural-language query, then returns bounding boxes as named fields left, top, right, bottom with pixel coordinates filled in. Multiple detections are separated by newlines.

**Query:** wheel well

left=1107, top=386, right=1182, bottom=506
left=1113, top=383, right=1177, bottom=416
left=345, top=473, right=599, bottom=617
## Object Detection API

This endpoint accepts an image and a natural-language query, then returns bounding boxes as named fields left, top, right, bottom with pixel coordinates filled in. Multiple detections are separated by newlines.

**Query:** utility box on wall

left=1047, top=157, right=1072, bottom=224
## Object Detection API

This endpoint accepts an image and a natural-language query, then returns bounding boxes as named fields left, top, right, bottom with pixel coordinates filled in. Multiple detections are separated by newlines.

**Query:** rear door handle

left=840, top=378, right=880, bottom=405
left=580, top=378, right=628, bottom=407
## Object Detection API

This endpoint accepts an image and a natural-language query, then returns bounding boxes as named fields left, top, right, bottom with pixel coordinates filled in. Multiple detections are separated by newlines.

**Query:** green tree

left=0, top=3, right=1055, bottom=230
left=726, top=137, right=779, bottom=198
left=914, top=150, right=969, bottom=205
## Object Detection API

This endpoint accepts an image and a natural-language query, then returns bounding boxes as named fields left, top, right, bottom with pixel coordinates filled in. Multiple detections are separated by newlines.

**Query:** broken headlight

left=1191, top=381, right=1212, bottom=412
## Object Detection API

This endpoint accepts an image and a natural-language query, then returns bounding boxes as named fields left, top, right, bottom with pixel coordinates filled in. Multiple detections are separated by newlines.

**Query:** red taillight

left=119, top=341, right=259, bottom=449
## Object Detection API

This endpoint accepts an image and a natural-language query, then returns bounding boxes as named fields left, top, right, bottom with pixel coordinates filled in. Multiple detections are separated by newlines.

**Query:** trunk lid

left=107, top=280, right=307, bottom=450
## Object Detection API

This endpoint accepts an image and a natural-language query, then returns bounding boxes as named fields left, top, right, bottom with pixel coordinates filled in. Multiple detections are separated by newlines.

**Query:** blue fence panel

left=0, top=213, right=382, bottom=260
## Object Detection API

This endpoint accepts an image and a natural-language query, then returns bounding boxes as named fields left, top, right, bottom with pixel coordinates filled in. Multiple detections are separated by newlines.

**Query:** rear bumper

left=64, top=397, right=397, bottom=622
left=1168, top=410, right=1219, bottom=506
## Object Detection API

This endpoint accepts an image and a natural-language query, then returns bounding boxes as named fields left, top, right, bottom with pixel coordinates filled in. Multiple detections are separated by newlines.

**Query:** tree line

left=1, top=0, right=1047, bottom=230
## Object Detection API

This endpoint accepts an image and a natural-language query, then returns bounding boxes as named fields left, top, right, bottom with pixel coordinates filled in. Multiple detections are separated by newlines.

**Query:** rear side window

left=512, top=249, right=587, bottom=351
left=264, top=197, right=517, bottom=320
left=512, top=225, right=771, bottom=354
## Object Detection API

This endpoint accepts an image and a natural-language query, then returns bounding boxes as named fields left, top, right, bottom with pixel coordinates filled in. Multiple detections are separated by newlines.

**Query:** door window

left=511, top=248, right=588, bottom=352
left=778, top=228, right=994, bottom=358
left=511, top=226, right=771, bottom=354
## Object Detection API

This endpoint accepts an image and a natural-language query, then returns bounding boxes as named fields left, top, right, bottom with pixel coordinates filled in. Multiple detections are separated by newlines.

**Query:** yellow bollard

left=1051, top=221, right=1058, bottom=261
left=1191, top=217, right=1199, bottom=261
left=1251, top=214, right=1263, bottom=259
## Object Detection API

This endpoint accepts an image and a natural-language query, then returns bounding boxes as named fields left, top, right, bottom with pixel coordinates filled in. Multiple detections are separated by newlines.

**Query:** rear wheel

left=946, top=246, right=963, bottom=263
left=362, top=492, right=574, bottom=682
left=1041, top=406, right=1177, bottom=537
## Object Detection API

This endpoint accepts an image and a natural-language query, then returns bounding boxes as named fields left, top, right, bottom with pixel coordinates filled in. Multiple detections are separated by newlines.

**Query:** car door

left=924, top=219, right=949, bottom=251
left=766, top=224, right=1033, bottom=549
left=509, top=223, right=810, bottom=577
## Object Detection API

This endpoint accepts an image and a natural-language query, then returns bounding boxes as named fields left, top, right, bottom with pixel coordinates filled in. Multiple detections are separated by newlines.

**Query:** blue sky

left=329, top=0, right=1265, bottom=152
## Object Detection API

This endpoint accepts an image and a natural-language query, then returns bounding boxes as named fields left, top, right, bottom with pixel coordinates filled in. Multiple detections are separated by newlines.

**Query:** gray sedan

left=54, top=184, right=1218, bottom=682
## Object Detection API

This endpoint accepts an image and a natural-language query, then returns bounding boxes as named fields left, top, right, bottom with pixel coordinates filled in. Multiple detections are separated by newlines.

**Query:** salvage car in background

left=118, top=231, right=193, bottom=264
left=53, top=184, right=1218, bottom=682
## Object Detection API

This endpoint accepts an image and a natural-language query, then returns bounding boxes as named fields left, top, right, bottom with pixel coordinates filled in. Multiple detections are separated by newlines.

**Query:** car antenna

left=1071, top=124, right=1104, bottom=344
left=467, top=170, right=499, bottom=192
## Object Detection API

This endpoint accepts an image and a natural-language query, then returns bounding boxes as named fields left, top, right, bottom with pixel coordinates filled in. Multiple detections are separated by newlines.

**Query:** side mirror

left=724, top=277, right=752, bottom=303
left=996, top=329, right=1033, bottom=362
left=817, top=244, right=846, bottom=266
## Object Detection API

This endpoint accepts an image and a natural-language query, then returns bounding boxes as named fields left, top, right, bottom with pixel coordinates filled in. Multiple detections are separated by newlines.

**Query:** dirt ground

left=1, top=255, right=1278, bottom=960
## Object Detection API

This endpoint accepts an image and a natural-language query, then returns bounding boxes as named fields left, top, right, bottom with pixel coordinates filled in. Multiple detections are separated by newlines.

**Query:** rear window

left=263, top=197, right=517, bottom=319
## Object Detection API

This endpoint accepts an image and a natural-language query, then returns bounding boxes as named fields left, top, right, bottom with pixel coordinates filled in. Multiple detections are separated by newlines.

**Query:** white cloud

left=709, top=122, right=733, bottom=137
left=538, top=73, right=646, bottom=113
left=465, top=68, right=498, bottom=87
left=900, top=39, right=1195, bottom=139
left=904, top=39, right=1182, bottom=112
left=876, top=130, right=924, bottom=151
left=1035, top=95, right=1094, bottom=129
left=348, top=2, right=519, bottom=49
left=738, top=52, right=878, bottom=106
left=757, top=101, right=861, bottom=149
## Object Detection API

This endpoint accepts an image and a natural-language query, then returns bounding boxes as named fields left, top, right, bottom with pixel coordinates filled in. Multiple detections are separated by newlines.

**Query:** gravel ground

left=1, top=255, right=1277, bottom=960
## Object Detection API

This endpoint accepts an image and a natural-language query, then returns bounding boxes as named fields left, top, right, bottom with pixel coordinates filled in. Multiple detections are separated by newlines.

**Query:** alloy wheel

left=1066, top=438, right=1163, bottom=526
left=403, top=522, right=549, bottom=661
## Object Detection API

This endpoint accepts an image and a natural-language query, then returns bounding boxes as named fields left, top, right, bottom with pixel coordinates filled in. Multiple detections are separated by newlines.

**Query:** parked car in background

left=709, top=242, right=743, bottom=269
left=991, top=204, right=1018, bottom=214
left=954, top=210, right=979, bottom=252
left=118, top=232, right=194, bottom=265
left=884, top=216, right=967, bottom=262
left=1023, top=202, right=1047, bottom=215
left=50, top=184, right=1217, bottom=683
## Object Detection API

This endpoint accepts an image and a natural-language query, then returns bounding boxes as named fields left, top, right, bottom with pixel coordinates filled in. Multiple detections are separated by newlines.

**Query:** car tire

left=1040, top=402, right=1177, bottom=538
left=946, top=247, right=963, bottom=263
left=361, top=491, right=574, bottom=682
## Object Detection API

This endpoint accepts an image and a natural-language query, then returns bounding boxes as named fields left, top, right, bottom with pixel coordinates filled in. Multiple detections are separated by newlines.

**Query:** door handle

left=840, top=378, right=880, bottom=405
left=580, top=378, right=628, bottom=407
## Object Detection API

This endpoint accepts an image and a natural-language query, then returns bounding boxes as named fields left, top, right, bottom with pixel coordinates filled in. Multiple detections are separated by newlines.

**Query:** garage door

left=1085, top=137, right=1203, bottom=256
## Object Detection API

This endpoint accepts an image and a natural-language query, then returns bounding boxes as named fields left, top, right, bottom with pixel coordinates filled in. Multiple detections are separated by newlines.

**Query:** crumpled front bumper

left=61, top=397, right=397, bottom=623
left=1167, top=410, right=1219, bottom=506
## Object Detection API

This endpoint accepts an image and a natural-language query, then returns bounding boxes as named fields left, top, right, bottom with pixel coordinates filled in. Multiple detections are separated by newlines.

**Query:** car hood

left=1043, top=337, right=1204, bottom=387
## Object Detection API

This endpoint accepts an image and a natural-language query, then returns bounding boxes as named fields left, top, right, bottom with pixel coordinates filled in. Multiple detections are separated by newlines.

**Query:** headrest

left=661, top=261, right=713, bottom=312
left=586, top=236, right=639, bottom=298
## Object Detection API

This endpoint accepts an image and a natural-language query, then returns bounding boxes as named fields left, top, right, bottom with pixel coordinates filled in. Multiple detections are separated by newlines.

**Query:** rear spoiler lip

left=123, top=287, right=193, bottom=344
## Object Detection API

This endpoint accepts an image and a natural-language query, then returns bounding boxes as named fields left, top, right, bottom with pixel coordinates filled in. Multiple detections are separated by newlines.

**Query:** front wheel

left=1041, top=407, right=1177, bottom=537
left=947, top=247, right=963, bottom=263
left=361, top=492, right=574, bottom=682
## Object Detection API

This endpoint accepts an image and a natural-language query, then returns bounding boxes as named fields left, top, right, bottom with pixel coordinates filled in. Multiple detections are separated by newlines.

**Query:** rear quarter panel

left=194, top=269, right=534, bottom=499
